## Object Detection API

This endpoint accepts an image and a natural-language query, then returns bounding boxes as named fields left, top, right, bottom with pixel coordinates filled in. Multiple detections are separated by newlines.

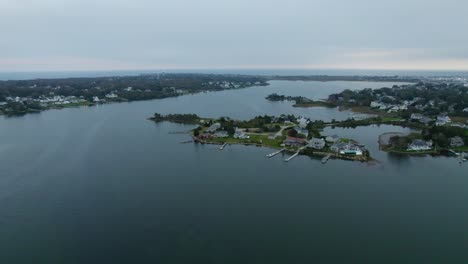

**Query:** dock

left=266, top=148, right=286, bottom=158
left=179, top=140, right=193, bottom=143
left=284, top=151, right=300, bottom=162
left=219, top=143, right=228, bottom=150
left=448, top=149, right=460, bottom=156
left=322, top=154, right=332, bottom=164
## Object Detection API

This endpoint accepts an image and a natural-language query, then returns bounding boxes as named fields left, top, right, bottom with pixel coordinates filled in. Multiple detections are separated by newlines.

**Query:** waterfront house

left=198, top=133, right=212, bottom=140
left=296, top=116, right=309, bottom=129
left=233, top=128, right=250, bottom=139
left=207, top=123, right=221, bottom=133
left=370, top=101, right=383, bottom=108
left=407, top=139, right=433, bottom=151
left=325, top=135, right=340, bottom=143
left=307, top=138, right=325, bottom=150
left=339, top=144, right=363, bottom=156
left=450, top=136, right=464, bottom=147
left=105, top=92, right=118, bottom=99
left=93, top=96, right=100, bottom=103
left=283, top=136, right=307, bottom=147
left=330, top=142, right=348, bottom=153
left=213, top=131, right=229, bottom=138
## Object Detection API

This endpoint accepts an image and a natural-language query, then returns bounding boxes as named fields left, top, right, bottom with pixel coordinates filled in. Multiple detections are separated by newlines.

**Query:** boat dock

left=322, top=154, right=332, bottom=164
left=448, top=149, right=460, bottom=156
left=179, top=140, right=193, bottom=143
left=219, top=143, right=228, bottom=150
left=266, top=148, right=286, bottom=158
left=284, top=151, right=300, bottom=162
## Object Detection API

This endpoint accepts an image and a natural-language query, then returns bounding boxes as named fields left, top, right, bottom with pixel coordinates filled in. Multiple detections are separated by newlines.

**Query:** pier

left=284, top=151, right=300, bottom=162
left=266, top=148, right=286, bottom=158
left=219, top=143, right=228, bottom=150
left=179, top=140, right=193, bottom=143
left=322, top=154, right=332, bottom=164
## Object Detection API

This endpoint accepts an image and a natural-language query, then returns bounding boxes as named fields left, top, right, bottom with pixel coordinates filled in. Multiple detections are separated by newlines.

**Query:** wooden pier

left=266, top=148, right=286, bottom=158
left=284, top=151, right=300, bottom=162
left=322, top=154, right=332, bottom=164
left=219, top=143, right=228, bottom=150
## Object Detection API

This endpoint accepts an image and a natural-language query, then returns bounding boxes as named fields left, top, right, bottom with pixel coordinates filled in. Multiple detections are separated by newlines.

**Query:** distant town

left=2, top=73, right=467, bottom=116
left=0, top=73, right=267, bottom=115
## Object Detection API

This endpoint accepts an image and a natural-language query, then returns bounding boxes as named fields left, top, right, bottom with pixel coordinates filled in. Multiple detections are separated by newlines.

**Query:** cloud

left=0, top=0, right=467, bottom=71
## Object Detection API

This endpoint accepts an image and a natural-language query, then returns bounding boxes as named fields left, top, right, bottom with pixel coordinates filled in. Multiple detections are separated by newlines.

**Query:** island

left=265, top=93, right=336, bottom=108
left=150, top=113, right=371, bottom=162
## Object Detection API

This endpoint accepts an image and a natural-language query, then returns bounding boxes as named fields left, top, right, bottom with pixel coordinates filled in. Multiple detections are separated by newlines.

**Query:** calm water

left=0, top=81, right=467, bottom=263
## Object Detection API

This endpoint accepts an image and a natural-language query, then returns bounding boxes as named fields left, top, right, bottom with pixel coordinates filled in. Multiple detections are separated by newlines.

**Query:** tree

left=287, top=128, right=298, bottom=137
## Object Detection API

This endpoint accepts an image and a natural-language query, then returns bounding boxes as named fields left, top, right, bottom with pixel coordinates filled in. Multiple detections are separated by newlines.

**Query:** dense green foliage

left=328, top=82, right=468, bottom=117
left=151, top=113, right=201, bottom=124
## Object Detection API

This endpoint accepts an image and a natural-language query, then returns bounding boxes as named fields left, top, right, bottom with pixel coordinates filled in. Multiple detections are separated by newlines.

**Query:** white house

left=233, top=128, right=250, bottom=139
left=105, top=92, right=118, bottom=99
left=307, top=138, right=325, bottom=150
left=450, top=136, right=464, bottom=147
left=436, top=115, right=451, bottom=126
left=297, top=116, right=309, bottom=129
left=407, top=140, right=433, bottom=151
left=325, top=135, right=340, bottom=143
left=339, top=144, right=363, bottom=155
left=207, top=123, right=221, bottom=133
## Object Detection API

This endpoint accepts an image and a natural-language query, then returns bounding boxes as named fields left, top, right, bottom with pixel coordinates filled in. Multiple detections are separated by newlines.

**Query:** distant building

left=450, top=136, right=464, bottom=147
left=330, top=142, right=348, bottom=153
left=283, top=136, right=307, bottom=147
left=411, top=113, right=432, bottom=124
left=338, top=144, right=363, bottom=155
left=325, top=135, right=340, bottom=143
left=105, top=92, right=118, bottom=99
left=307, top=138, right=325, bottom=150
left=407, top=139, right=433, bottom=151
left=213, top=131, right=229, bottom=138
left=296, top=116, right=309, bottom=129
left=410, top=113, right=423, bottom=121
left=207, top=123, right=221, bottom=133
left=436, top=115, right=451, bottom=126
left=233, top=128, right=250, bottom=139
left=93, top=96, right=100, bottom=103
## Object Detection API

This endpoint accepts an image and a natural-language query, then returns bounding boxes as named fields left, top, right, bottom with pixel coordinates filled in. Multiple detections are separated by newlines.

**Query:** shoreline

left=193, top=137, right=371, bottom=162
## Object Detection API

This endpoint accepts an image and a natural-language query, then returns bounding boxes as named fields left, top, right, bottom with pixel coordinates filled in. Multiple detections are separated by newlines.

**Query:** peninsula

left=150, top=113, right=371, bottom=162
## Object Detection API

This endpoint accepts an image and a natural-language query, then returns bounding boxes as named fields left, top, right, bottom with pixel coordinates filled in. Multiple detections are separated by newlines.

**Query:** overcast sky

left=1, top=0, right=467, bottom=71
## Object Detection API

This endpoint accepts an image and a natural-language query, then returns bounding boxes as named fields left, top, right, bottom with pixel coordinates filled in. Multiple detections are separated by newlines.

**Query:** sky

left=1, top=0, right=467, bottom=72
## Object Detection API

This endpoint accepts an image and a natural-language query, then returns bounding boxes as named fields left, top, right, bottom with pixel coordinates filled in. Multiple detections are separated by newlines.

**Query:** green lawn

left=206, top=134, right=285, bottom=149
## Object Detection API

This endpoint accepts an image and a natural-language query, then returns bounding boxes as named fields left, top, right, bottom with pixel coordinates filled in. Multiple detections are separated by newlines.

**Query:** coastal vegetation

left=266, top=93, right=335, bottom=108
left=0, top=73, right=268, bottom=116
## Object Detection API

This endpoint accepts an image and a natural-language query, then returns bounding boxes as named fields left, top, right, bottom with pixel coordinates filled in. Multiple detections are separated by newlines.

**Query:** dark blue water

left=0, top=81, right=467, bottom=263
